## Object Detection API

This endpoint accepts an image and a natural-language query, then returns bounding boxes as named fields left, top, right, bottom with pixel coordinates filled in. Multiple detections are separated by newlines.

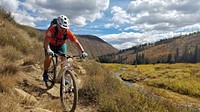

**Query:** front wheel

left=60, top=70, right=78, bottom=112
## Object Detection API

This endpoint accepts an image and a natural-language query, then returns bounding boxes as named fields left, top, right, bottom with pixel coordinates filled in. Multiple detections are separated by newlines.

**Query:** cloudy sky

left=1, top=0, right=200, bottom=50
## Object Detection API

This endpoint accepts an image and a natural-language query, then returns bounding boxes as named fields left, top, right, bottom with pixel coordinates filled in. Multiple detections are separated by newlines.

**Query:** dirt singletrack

left=17, top=64, right=98, bottom=112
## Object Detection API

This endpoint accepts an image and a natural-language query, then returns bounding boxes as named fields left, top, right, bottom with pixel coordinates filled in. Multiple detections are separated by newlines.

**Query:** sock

left=44, top=70, right=48, bottom=73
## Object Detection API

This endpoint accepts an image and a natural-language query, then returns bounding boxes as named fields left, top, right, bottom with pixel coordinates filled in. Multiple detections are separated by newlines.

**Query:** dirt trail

left=18, top=64, right=98, bottom=112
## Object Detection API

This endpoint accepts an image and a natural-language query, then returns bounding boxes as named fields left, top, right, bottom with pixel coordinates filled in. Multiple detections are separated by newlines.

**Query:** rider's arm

left=44, top=29, right=53, bottom=50
left=44, top=36, right=51, bottom=50
left=67, top=30, right=85, bottom=52
left=73, top=39, right=85, bottom=52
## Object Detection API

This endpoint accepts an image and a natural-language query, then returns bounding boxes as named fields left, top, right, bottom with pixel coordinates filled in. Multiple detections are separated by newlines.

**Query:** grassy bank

left=80, top=62, right=200, bottom=112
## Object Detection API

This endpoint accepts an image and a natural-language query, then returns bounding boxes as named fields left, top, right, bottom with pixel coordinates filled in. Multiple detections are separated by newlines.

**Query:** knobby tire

left=60, top=70, right=78, bottom=112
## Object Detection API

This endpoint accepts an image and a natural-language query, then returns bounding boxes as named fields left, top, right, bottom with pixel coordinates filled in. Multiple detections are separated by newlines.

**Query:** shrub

left=22, top=55, right=36, bottom=66
left=0, top=74, right=19, bottom=93
left=0, top=63, right=19, bottom=75
left=1, top=46, right=23, bottom=62
left=0, top=93, right=21, bottom=111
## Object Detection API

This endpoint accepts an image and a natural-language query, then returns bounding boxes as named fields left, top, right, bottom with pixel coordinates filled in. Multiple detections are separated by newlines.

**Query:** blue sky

left=1, top=0, right=200, bottom=50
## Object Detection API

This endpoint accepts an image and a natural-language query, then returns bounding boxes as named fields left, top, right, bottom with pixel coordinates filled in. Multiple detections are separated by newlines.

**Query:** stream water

left=114, top=68, right=133, bottom=86
left=114, top=68, right=150, bottom=94
left=113, top=67, right=200, bottom=111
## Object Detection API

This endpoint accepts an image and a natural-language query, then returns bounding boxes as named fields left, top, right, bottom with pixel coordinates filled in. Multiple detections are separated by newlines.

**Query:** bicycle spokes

left=60, top=70, right=78, bottom=112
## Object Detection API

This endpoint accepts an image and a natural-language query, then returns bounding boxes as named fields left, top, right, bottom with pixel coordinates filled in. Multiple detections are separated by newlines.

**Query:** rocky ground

left=14, top=63, right=98, bottom=112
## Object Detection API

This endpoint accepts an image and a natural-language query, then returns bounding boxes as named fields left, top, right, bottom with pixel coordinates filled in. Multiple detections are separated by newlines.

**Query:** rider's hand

left=80, top=51, right=88, bottom=58
left=47, top=49, right=54, bottom=55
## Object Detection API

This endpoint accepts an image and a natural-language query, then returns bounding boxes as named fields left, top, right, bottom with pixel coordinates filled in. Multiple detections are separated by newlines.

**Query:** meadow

left=80, top=62, right=200, bottom=112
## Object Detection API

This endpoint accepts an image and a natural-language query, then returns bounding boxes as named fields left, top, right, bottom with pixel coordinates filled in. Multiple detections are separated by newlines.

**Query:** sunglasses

left=57, top=25, right=65, bottom=30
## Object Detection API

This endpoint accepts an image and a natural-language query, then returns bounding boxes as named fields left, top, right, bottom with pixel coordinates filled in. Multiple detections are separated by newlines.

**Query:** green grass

left=80, top=62, right=199, bottom=112
left=109, top=63, right=200, bottom=98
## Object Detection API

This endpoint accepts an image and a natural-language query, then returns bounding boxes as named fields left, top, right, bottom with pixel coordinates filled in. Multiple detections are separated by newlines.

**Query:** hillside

left=99, top=32, right=200, bottom=64
left=67, top=35, right=119, bottom=58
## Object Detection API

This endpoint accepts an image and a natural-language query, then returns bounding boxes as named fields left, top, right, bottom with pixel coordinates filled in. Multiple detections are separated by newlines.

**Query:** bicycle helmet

left=57, top=15, right=70, bottom=29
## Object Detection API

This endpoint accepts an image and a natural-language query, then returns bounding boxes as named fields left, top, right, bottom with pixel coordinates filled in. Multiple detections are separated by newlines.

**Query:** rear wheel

left=60, top=70, right=78, bottom=112
left=45, top=58, right=57, bottom=89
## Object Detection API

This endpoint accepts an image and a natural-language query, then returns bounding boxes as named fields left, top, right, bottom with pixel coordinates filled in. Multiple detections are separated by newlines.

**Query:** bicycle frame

left=45, top=54, right=77, bottom=89
left=55, top=56, right=74, bottom=83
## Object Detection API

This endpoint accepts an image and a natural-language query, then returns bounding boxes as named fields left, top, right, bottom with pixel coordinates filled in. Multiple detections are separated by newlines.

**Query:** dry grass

left=0, top=62, right=20, bottom=93
left=0, top=76, right=16, bottom=93
left=0, top=8, right=44, bottom=64
left=1, top=46, right=23, bottom=62
left=0, top=62, right=19, bottom=75
left=0, top=93, right=23, bottom=112
left=36, top=98, right=62, bottom=112
left=0, top=8, right=44, bottom=111
left=80, top=62, right=198, bottom=112
left=22, top=55, right=37, bottom=66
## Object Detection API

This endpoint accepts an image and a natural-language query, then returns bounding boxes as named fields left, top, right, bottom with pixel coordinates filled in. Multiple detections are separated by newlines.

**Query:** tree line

left=98, top=44, right=200, bottom=65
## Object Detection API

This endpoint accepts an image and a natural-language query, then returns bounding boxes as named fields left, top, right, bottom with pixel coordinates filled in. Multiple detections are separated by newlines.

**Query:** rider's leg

left=43, top=43, right=54, bottom=82
left=43, top=55, right=52, bottom=82
left=58, top=43, right=67, bottom=67
left=44, top=55, right=52, bottom=71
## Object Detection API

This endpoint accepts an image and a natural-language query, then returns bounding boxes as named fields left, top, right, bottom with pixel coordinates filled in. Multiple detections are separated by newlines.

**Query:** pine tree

left=174, top=47, right=179, bottom=63
left=167, top=54, right=172, bottom=64
left=194, top=45, right=199, bottom=63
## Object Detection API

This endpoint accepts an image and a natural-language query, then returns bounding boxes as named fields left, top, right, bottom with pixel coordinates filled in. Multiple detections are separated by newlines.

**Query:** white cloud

left=111, top=6, right=134, bottom=24
left=20, top=1, right=36, bottom=12
left=0, top=0, right=19, bottom=12
left=24, top=0, right=109, bottom=26
left=124, top=26, right=140, bottom=31
left=109, top=0, right=200, bottom=32
left=100, top=32, right=144, bottom=49
left=104, top=23, right=119, bottom=29
left=103, top=0, right=200, bottom=49
left=104, top=23, right=114, bottom=28
left=71, top=16, right=87, bottom=27
left=126, top=0, right=200, bottom=31
left=0, top=0, right=109, bottom=27
left=12, top=9, right=47, bottom=27
left=12, top=11, right=35, bottom=27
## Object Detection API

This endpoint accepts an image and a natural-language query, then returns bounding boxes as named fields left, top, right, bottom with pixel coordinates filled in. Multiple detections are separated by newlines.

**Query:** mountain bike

left=45, top=53, right=79, bottom=112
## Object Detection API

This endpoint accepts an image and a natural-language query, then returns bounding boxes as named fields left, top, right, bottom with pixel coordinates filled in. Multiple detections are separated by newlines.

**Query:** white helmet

left=57, top=15, right=70, bottom=29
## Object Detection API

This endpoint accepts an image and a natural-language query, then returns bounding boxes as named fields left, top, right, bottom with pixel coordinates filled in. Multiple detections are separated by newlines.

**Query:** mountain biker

left=43, top=15, right=88, bottom=82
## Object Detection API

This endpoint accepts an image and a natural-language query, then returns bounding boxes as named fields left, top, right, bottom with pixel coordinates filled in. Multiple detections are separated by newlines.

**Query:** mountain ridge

left=98, top=32, right=200, bottom=64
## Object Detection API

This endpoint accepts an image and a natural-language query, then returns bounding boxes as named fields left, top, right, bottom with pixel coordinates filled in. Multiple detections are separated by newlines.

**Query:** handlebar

left=52, top=53, right=83, bottom=59
left=67, top=54, right=81, bottom=59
